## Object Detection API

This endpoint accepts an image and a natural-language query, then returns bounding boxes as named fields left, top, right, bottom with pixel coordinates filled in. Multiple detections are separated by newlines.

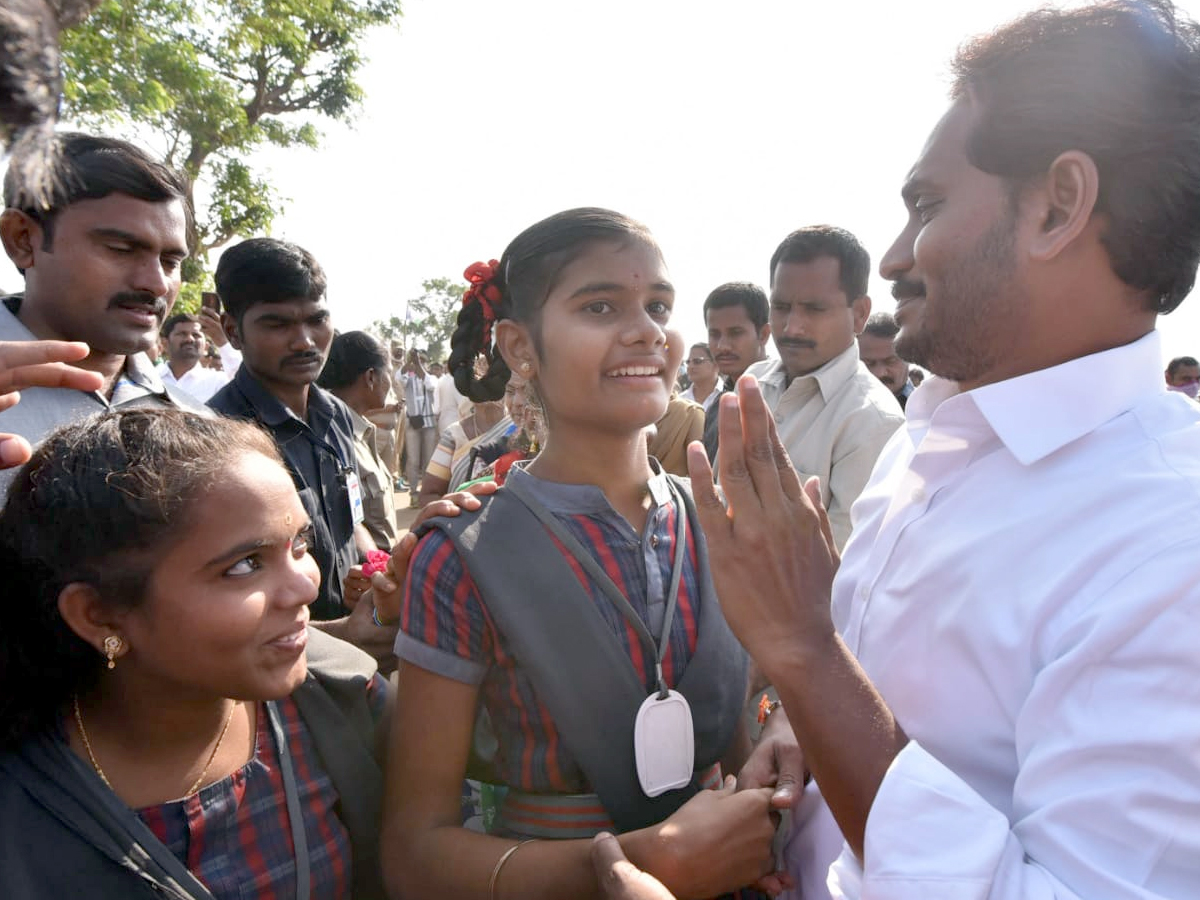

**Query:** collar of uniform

left=348, top=406, right=375, bottom=444
left=912, top=331, right=1165, bottom=467
left=505, top=458, right=672, bottom=516
left=120, top=349, right=169, bottom=395
left=752, top=342, right=860, bottom=402
left=229, top=364, right=339, bottom=432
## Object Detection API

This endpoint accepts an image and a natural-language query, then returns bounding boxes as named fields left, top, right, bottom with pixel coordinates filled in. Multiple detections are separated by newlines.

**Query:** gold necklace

left=73, top=695, right=239, bottom=796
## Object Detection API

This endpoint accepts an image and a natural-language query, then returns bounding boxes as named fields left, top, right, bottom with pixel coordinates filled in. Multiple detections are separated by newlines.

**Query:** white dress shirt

left=155, top=343, right=239, bottom=404
left=748, top=345, right=904, bottom=548
left=786, top=330, right=1200, bottom=900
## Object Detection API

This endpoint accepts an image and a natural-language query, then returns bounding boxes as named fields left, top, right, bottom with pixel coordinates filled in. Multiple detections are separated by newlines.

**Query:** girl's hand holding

left=642, top=776, right=778, bottom=900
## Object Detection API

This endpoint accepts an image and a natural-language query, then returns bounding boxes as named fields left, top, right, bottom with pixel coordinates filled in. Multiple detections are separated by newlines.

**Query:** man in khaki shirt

left=318, top=330, right=399, bottom=550
left=747, top=225, right=903, bottom=548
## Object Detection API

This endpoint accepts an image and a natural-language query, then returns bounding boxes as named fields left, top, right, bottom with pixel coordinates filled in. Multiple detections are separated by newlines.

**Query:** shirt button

left=859, top=585, right=869, bottom=601
left=651, top=535, right=660, bottom=549
left=911, top=487, right=926, bottom=503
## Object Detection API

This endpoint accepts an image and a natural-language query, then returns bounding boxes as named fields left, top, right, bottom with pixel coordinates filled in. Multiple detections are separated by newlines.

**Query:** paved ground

left=394, top=491, right=420, bottom=532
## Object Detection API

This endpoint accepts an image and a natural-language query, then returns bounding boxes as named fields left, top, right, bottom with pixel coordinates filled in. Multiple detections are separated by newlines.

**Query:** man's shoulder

left=206, top=378, right=247, bottom=416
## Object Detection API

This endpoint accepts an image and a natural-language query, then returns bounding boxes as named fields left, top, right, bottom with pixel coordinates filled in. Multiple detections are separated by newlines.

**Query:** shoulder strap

left=292, top=629, right=386, bottom=900
left=418, top=491, right=703, bottom=833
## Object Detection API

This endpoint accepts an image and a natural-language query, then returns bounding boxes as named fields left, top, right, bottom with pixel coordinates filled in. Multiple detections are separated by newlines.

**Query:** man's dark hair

left=1167, top=355, right=1199, bottom=377
left=951, top=0, right=1200, bottom=313
left=214, top=237, right=328, bottom=324
left=769, top=226, right=870, bottom=300
left=702, top=282, right=769, bottom=330
left=3, top=132, right=190, bottom=248
left=862, top=311, right=900, bottom=340
left=318, top=330, right=388, bottom=391
left=160, top=312, right=198, bottom=338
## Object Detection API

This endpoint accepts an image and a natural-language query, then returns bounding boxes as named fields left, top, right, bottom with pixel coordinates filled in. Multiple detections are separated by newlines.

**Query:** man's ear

left=0, top=208, right=43, bottom=271
left=220, top=311, right=242, bottom=351
left=851, top=294, right=872, bottom=333
left=495, top=319, right=537, bottom=379
left=757, top=323, right=772, bottom=347
left=1026, top=150, right=1100, bottom=263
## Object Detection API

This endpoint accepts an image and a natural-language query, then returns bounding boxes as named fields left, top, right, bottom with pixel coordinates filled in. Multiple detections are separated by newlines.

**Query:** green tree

left=58, top=0, right=402, bottom=309
left=372, top=277, right=465, bottom=363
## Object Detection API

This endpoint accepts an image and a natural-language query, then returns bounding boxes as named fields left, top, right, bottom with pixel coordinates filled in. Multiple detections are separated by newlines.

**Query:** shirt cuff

left=827, top=740, right=1012, bottom=899
left=394, top=631, right=487, bottom=686
left=218, top=342, right=242, bottom=375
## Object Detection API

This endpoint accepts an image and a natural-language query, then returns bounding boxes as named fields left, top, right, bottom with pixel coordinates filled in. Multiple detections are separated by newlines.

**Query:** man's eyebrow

left=90, top=227, right=188, bottom=258
left=900, top=177, right=936, bottom=206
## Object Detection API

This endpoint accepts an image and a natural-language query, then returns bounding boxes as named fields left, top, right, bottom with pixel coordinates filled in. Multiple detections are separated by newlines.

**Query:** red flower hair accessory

left=463, top=259, right=503, bottom=348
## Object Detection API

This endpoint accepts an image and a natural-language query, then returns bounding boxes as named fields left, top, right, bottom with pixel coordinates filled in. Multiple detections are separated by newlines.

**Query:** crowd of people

left=3, top=0, right=1200, bottom=898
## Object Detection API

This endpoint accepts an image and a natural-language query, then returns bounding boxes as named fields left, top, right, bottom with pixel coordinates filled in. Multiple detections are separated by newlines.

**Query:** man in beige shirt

left=747, top=225, right=903, bottom=548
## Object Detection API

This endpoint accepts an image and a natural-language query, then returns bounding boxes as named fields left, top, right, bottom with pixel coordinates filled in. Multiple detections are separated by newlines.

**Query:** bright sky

left=46, top=0, right=1200, bottom=364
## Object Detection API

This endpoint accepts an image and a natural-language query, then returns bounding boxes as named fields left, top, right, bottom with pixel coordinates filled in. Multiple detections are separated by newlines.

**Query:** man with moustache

left=208, top=237, right=377, bottom=624
left=686, top=3, right=1200, bottom=899
left=0, top=132, right=201, bottom=496
left=155, top=312, right=237, bottom=403
left=701, top=281, right=772, bottom=461
left=745, top=226, right=903, bottom=548
left=857, top=312, right=915, bottom=409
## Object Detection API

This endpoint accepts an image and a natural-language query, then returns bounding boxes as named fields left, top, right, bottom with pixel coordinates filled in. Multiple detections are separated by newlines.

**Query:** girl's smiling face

left=506, top=239, right=683, bottom=439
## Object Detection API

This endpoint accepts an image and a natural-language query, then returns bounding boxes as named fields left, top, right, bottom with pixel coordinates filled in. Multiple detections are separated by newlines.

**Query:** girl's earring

left=520, top=362, right=532, bottom=374
left=102, top=635, right=123, bottom=670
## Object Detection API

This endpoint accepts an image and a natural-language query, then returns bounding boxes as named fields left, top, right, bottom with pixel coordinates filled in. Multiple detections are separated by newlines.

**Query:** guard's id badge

left=346, top=471, right=365, bottom=525
left=633, top=690, right=695, bottom=797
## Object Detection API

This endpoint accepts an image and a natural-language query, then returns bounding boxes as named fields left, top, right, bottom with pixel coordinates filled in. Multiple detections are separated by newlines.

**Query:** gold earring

left=102, top=635, right=122, bottom=670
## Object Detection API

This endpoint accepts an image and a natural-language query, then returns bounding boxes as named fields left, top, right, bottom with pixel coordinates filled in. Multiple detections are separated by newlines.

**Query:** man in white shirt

left=747, top=226, right=903, bottom=548
left=434, top=361, right=466, bottom=434
left=155, top=312, right=239, bottom=403
left=685, top=4, right=1200, bottom=900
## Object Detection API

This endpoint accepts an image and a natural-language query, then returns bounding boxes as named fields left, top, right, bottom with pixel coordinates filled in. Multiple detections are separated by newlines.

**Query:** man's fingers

left=0, top=433, right=33, bottom=469
left=0, top=359, right=104, bottom=394
left=733, top=375, right=785, bottom=497
left=0, top=339, right=89, bottom=370
left=804, top=477, right=840, bottom=565
left=685, top=441, right=729, bottom=535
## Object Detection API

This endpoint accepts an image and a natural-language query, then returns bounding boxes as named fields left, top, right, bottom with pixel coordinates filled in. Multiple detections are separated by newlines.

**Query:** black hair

left=862, top=311, right=900, bottom=340
left=448, top=207, right=659, bottom=402
left=214, top=237, right=328, bottom=324
left=161, top=312, right=199, bottom=338
left=1167, top=355, right=1199, bottom=376
left=768, top=226, right=870, bottom=300
left=3, top=132, right=191, bottom=249
left=702, top=282, right=769, bottom=330
left=951, top=0, right=1200, bottom=313
left=688, top=342, right=713, bottom=360
left=0, top=408, right=281, bottom=749
left=318, top=330, right=388, bottom=391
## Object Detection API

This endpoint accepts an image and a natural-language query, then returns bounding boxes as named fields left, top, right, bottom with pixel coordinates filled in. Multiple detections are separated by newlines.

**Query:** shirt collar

left=758, top=342, right=860, bottom=402
left=505, top=458, right=673, bottom=516
left=910, top=331, right=1165, bottom=466
left=230, top=364, right=335, bottom=429
left=349, top=407, right=374, bottom=443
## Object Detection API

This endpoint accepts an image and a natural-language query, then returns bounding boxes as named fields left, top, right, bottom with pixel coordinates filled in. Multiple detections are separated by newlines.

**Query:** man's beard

left=895, top=211, right=1018, bottom=384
